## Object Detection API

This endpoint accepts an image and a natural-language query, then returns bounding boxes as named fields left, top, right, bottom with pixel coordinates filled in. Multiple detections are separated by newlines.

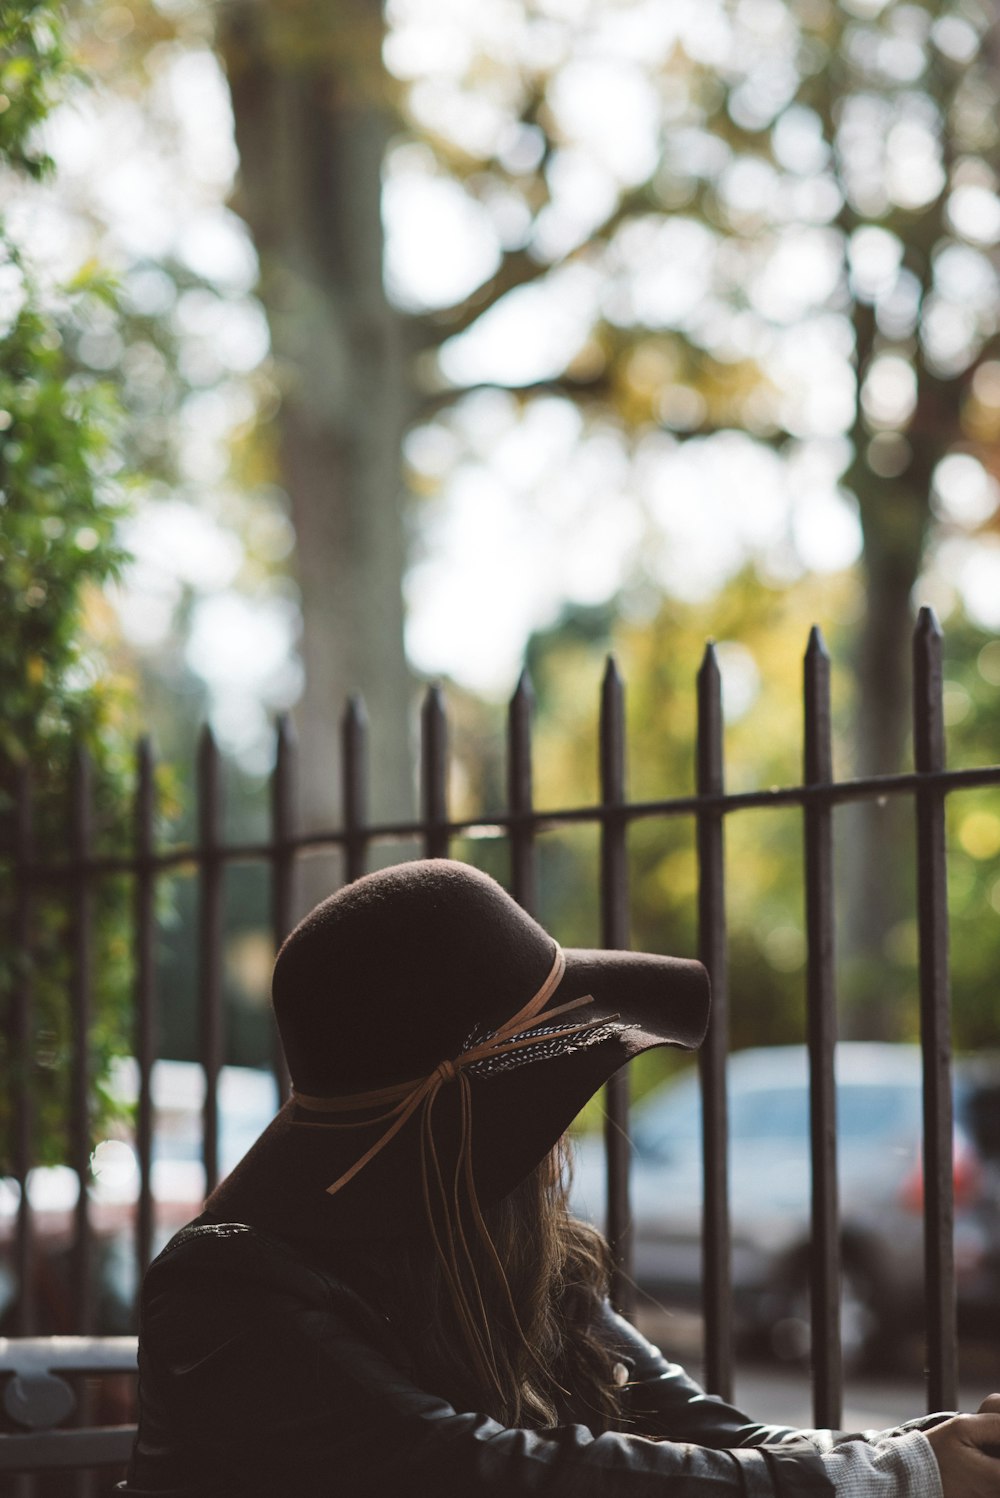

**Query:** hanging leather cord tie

left=291, top=946, right=614, bottom=1403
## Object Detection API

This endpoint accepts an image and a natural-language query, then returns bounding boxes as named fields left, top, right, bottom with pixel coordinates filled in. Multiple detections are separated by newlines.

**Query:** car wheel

left=769, top=1259, right=883, bottom=1374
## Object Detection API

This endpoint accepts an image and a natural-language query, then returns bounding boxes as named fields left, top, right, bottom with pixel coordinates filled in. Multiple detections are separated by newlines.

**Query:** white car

left=0, top=1059, right=280, bottom=1330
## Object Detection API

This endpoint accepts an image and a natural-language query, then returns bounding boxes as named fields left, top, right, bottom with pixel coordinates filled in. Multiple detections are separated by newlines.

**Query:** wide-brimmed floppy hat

left=206, top=858, right=710, bottom=1242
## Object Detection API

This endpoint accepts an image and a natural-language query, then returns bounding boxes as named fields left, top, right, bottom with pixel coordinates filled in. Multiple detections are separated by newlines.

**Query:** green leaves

left=0, top=1, right=69, bottom=177
left=0, top=284, right=127, bottom=762
left=0, top=2, right=136, bottom=1181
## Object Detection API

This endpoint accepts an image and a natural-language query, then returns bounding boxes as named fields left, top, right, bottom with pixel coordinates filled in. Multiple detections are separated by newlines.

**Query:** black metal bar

left=913, top=606, right=957, bottom=1411
left=271, top=716, right=297, bottom=1098
left=197, top=727, right=224, bottom=1197
left=422, top=687, right=449, bottom=859
left=342, top=696, right=369, bottom=885
left=508, top=669, right=537, bottom=915
left=11, top=803, right=36, bottom=1498
left=16, top=757, right=1000, bottom=879
left=13, top=765, right=35, bottom=1336
left=803, top=628, right=841, bottom=1427
left=69, top=747, right=94, bottom=1334
left=697, top=641, right=732, bottom=1401
left=134, top=738, right=156, bottom=1282
left=599, top=656, right=633, bottom=1317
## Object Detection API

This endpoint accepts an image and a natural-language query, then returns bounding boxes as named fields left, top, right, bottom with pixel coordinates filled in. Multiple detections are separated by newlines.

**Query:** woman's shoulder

left=148, top=1215, right=321, bottom=1291
left=143, top=1213, right=391, bottom=1334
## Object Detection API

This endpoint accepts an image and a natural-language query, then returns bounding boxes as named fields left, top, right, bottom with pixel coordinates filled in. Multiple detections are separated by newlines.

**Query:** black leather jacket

left=120, top=1219, right=926, bottom=1498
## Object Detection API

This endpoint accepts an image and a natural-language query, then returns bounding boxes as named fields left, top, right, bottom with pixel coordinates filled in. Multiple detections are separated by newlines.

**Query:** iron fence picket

left=507, top=670, right=537, bottom=916
left=599, top=657, right=632, bottom=1318
left=913, top=608, right=958, bottom=1412
left=134, top=738, right=156, bottom=1280
left=270, top=716, right=297, bottom=1099
left=197, top=727, right=224, bottom=1198
left=803, top=627, right=841, bottom=1427
left=696, top=642, right=732, bottom=1402
left=342, top=697, right=369, bottom=887
left=421, top=687, right=449, bottom=861
left=70, top=748, right=94, bottom=1335
left=13, top=764, right=35, bottom=1337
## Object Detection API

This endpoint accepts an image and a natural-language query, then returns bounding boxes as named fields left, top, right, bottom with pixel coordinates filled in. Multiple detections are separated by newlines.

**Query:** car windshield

left=633, top=1069, right=919, bottom=1157
left=732, top=1084, right=917, bottom=1140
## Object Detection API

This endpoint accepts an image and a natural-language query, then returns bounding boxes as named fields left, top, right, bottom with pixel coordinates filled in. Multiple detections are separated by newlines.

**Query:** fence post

left=134, top=737, right=157, bottom=1280
left=697, top=641, right=732, bottom=1401
left=803, top=627, right=841, bottom=1426
left=422, top=687, right=449, bottom=860
left=508, top=670, right=537, bottom=915
left=600, top=657, right=633, bottom=1317
left=271, top=716, right=297, bottom=1097
left=12, top=765, right=35, bottom=1335
left=197, top=727, right=224, bottom=1198
left=913, top=606, right=957, bottom=1411
left=342, top=696, right=369, bottom=886
left=70, top=747, right=94, bottom=1334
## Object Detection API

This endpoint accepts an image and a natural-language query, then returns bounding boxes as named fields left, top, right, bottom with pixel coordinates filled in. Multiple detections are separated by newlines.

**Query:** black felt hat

left=206, top=858, right=710, bottom=1240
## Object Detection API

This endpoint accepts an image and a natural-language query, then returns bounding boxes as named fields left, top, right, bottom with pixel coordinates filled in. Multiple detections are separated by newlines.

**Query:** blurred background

left=4, top=0, right=1000, bottom=1369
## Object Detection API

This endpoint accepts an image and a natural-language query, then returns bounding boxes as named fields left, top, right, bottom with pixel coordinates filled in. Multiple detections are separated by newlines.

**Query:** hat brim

left=205, top=947, right=709, bottom=1240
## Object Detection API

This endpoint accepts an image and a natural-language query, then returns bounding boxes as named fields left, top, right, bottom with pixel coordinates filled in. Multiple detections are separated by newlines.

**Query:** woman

left=122, top=860, right=1000, bottom=1498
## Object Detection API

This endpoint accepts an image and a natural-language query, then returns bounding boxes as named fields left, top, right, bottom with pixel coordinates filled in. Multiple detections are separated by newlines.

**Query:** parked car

left=569, top=1043, right=1000, bottom=1368
left=0, top=1059, right=279, bottom=1332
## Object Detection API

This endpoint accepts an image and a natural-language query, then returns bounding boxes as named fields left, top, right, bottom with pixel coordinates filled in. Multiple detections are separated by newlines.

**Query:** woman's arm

left=601, top=1303, right=1000, bottom=1498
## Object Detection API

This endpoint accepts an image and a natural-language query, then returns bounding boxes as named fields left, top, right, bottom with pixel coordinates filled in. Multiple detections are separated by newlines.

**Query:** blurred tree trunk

left=839, top=299, right=944, bottom=1036
left=842, top=492, right=930, bottom=1035
left=216, top=0, right=414, bottom=852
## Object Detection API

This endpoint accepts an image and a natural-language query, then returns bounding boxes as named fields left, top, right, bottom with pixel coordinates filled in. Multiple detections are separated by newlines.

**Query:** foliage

left=14, top=0, right=1000, bottom=1098
left=390, top=0, right=1000, bottom=1036
left=396, top=0, right=1000, bottom=737
left=402, top=0, right=1000, bottom=494
left=0, top=0, right=65, bottom=176
left=503, top=564, right=1000, bottom=1130
left=55, top=0, right=1000, bottom=779
left=522, top=572, right=852, bottom=1062
left=0, top=0, right=136, bottom=1173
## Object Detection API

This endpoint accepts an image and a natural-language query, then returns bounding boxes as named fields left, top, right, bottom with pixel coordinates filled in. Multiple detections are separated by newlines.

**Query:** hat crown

left=273, top=860, right=555, bottom=1095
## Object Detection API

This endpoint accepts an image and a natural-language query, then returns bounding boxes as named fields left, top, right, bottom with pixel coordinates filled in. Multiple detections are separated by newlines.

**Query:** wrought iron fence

left=5, top=604, right=1000, bottom=1433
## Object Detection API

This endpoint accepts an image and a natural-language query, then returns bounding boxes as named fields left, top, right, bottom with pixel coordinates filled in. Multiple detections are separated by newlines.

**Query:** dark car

left=570, top=1043, right=1000, bottom=1368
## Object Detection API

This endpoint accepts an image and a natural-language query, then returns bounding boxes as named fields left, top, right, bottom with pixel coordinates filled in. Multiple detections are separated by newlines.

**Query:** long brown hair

left=324, top=1138, right=625, bottom=1431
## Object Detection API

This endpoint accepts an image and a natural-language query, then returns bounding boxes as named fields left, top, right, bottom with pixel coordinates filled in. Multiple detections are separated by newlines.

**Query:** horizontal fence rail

left=4, top=606, right=997, bottom=1426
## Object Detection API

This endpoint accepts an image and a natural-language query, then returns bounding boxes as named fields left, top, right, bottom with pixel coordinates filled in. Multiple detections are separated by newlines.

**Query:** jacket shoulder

left=151, top=1219, right=310, bottom=1279
left=147, top=1219, right=324, bottom=1300
left=142, top=1217, right=395, bottom=1347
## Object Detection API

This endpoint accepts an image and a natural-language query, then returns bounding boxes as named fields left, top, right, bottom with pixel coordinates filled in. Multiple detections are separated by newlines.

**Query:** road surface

left=635, top=1307, right=1000, bottom=1428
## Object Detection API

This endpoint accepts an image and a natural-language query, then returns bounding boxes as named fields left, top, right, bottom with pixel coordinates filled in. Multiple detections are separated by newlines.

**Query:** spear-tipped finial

left=698, top=638, right=720, bottom=681
left=805, top=624, right=829, bottom=662
left=915, top=604, right=942, bottom=641
left=511, top=666, right=535, bottom=709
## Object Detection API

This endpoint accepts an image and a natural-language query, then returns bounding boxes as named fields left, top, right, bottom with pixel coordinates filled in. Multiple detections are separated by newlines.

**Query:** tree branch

left=413, top=376, right=788, bottom=452
left=404, top=182, right=661, bottom=352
